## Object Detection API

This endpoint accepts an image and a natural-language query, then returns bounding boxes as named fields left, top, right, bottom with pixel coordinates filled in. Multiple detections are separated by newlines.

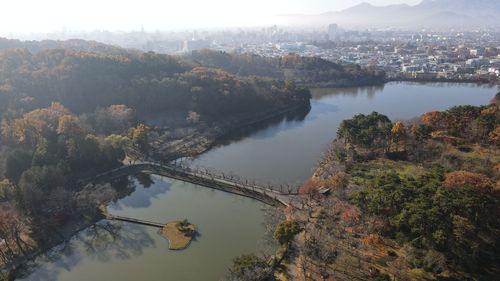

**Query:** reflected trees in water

left=17, top=221, right=155, bottom=281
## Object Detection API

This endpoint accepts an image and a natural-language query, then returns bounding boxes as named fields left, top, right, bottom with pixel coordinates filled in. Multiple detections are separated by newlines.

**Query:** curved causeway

left=84, top=162, right=305, bottom=207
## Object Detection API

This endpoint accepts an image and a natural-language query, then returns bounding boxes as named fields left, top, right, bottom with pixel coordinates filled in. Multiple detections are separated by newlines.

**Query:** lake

left=19, top=82, right=498, bottom=281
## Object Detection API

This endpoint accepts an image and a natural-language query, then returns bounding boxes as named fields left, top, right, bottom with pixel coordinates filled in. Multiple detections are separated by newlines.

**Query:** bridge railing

left=83, top=160, right=301, bottom=196
left=159, top=161, right=300, bottom=196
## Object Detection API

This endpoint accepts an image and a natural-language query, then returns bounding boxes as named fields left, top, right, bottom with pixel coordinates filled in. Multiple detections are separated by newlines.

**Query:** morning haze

left=0, top=0, right=499, bottom=281
left=1, top=0, right=421, bottom=34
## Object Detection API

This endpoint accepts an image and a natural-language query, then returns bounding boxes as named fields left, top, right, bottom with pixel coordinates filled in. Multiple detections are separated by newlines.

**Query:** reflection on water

left=112, top=175, right=171, bottom=209
left=20, top=82, right=499, bottom=281
left=18, top=222, right=155, bottom=281
left=192, top=82, right=498, bottom=185
left=214, top=105, right=311, bottom=146
left=310, top=84, right=386, bottom=100
left=20, top=176, right=269, bottom=281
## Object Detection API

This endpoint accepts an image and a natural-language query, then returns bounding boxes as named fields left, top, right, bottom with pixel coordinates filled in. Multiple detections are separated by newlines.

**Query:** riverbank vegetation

left=0, top=38, right=315, bottom=277
left=0, top=102, right=136, bottom=271
left=0, top=38, right=313, bottom=161
left=282, top=94, right=500, bottom=280
left=0, top=37, right=390, bottom=279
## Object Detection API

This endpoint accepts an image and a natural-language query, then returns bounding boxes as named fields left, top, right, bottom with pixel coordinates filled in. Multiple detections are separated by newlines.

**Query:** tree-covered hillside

left=290, top=96, right=500, bottom=280
left=187, top=49, right=386, bottom=86
left=0, top=37, right=135, bottom=56
left=0, top=42, right=310, bottom=121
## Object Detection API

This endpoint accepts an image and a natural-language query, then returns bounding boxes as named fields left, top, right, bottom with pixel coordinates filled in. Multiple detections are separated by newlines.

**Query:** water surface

left=21, top=82, right=498, bottom=281
left=193, top=82, right=498, bottom=185
left=19, top=176, right=269, bottom=281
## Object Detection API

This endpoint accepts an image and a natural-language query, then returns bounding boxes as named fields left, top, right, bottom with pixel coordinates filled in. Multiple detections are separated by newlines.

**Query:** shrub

left=273, top=220, right=301, bottom=245
left=410, top=268, right=427, bottom=280
left=443, top=171, right=494, bottom=191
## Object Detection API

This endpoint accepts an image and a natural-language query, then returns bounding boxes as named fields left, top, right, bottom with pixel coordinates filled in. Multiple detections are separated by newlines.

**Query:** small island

left=159, top=219, right=197, bottom=250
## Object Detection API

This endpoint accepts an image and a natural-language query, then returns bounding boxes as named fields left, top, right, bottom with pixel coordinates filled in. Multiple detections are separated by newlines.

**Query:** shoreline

left=2, top=215, right=104, bottom=278
left=151, top=102, right=311, bottom=162
left=4, top=79, right=494, bottom=279
left=2, top=102, right=309, bottom=278
left=159, top=221, right=197, bottom=251
left=387, top=77, right=498, bottom=85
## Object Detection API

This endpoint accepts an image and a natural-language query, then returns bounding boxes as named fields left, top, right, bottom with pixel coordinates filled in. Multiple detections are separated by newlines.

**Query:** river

left=19, top=82, right=498, bottom=281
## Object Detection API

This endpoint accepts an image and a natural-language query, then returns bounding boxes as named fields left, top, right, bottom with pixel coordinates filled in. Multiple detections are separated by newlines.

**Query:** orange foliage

left=190, top=67, right=235, bottom=81
left=340, top=203, right=361, bottom=224
left=298, top=179, right=322, bottom=195
left=323, top=172, right=350, bottom=190
left=489, top=126, right=500, bottom=145
left=391, top=121, right=407, bottom=148
left=443, top=171, right=494, bottom=191
left=421, top=111, right=441, bottom=127
left=362, top=234, right=387, bottom=257
left=7, top=102, right=71, bottom=145
left=57, top=115, right=83, bottom=136
left=391, top=121, right=406, bottom=136
left=481, top=105, right=498, bottom=115
left=363, top=234, right=384, bottom=246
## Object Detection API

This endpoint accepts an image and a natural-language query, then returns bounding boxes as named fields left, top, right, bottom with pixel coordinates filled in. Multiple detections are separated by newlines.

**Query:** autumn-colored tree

left=481, top=105, right=498, bottom=115
left=421, top=111, right=442, bottom=128
left=339, top=203, right=361, bottom=225
left=57, top=115, right=83, bottom=137
left=362, top=234, right=387, bottom=257
left=95, top=104, right=135, bottom=134
left=5, top=102, right=70, bottom=150
left=489, top=126, right=500, bottom=146
left=323, top=172, right=350, bottom=198
left=324, top=172, right=350, bottom=190
left=298, top=179, right=322, bottom=195
left=443, top=171, right=494, bottom=191
left=24, top=102, right=69, bottom=130
left=131, top=123, right=149, bottom=155
left=11, top=117, right=44, bottom=149
left=391, top=121, right=407, bottom=151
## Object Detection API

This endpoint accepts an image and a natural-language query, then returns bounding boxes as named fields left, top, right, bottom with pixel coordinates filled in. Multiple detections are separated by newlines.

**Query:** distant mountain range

left=277, top=0, right=500, bottom=30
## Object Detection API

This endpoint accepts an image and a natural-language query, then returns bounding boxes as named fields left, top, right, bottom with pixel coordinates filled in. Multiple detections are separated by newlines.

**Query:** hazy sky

left=1, top=0, right=422, bottom=34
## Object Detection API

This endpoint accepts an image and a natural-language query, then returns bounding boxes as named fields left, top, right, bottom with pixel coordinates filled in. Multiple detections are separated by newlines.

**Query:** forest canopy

left=186, top=49, right=386, bottom=86
left=0, top=39, right=312, bottom=121
left=310, top=100, right=500, bottom=279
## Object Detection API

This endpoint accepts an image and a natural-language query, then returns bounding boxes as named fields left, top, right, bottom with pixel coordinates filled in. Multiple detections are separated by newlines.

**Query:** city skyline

left=1, top=0, right=422, bottom=34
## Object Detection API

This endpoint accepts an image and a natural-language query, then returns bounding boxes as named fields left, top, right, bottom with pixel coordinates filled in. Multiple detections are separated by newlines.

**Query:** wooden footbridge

left=82, top=161, right=311, bottom=207
left=106, top=214, right=165, bottom=228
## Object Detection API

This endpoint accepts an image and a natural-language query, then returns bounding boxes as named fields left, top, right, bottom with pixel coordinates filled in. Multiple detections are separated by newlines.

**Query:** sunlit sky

left=1, top=0, right=422, bottom=34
